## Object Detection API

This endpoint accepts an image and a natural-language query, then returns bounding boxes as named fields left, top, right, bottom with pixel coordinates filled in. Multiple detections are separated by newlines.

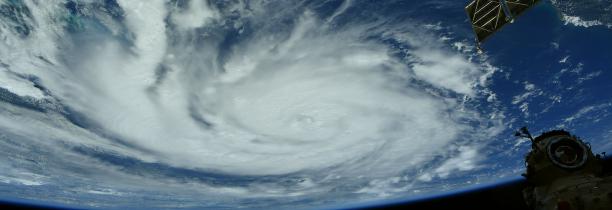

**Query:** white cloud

left=0, top=70, right=46, bottom=99
left=432, top=146, right=480, bottom=178
left=452, top=41, right=473, bottom=53
left=551, top=42, right=560, bottom=50
left=170, top=0, right=218, bottom=30
left=0, top=174, right=45, bottom=186
left=562, top=14, right=609, bottom=28
left=577, top=70, right=602, bottom=84
left=354, top=176, right=410, bottom=198
left=414, top=146, right=482, bottom=183
left=0, top=0, right=505, bottom=207
left=86, top=189, right=124, bottom=196
left=327, top=0, right=353, bottom=23
left=410, top=49, right=480, bottom=96
left=559, top=55, right=569, bottom=63
left=511, top=82, right=544, bottom=117
left=512, top=82, right=541, bottom=105
left=561, top=103, right=612, bottom=125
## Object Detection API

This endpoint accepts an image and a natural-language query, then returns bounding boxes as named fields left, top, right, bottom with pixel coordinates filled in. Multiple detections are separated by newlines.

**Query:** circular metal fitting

left=546, top=136, right=588, bottom=169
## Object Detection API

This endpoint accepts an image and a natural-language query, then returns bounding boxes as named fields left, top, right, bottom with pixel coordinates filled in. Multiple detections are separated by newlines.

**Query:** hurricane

left=0, top=0, right=512, bottom=209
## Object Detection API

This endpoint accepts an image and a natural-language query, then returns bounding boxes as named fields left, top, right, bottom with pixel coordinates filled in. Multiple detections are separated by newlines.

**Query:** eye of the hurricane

left=235, top=100, right=350, bottom=142
left=225, top=81, right=355, bottom=142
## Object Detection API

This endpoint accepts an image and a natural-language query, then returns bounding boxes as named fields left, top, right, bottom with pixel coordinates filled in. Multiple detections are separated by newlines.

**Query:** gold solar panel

left=505, top=0, right=541, bottom=17
left=466, top=0, right=541, bottom=44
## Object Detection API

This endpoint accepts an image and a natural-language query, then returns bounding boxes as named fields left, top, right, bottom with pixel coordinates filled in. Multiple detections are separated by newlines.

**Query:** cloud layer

left=0, top=0, right=503, bottom=208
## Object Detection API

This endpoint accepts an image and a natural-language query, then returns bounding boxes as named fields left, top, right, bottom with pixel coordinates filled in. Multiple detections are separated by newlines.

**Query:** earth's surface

left=0, top=0, right=611, bottom=209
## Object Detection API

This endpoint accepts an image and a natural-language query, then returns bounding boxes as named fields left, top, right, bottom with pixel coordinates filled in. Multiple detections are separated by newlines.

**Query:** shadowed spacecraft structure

left=516, top=128, right=612, bottom=210
left=465, top=0, right=541, bottom=48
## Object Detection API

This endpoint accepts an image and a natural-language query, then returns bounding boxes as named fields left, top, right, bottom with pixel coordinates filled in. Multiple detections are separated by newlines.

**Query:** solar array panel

left=466, top=0, right=510, bottom=42
left=505, top=0, right=541, bottom=17
left=465, top=0, right=541, bottom=43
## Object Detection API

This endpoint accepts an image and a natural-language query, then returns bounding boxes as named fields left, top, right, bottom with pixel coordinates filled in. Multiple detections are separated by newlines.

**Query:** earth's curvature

left=0, top=0, right=611, bottom=209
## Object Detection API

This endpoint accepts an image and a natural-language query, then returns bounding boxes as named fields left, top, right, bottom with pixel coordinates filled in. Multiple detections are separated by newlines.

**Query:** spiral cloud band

left=0, top=0, right=504, bottom=208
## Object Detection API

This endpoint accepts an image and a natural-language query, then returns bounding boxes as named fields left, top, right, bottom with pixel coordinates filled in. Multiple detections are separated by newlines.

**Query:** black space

left=0, top=201, right=80, bottom=210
